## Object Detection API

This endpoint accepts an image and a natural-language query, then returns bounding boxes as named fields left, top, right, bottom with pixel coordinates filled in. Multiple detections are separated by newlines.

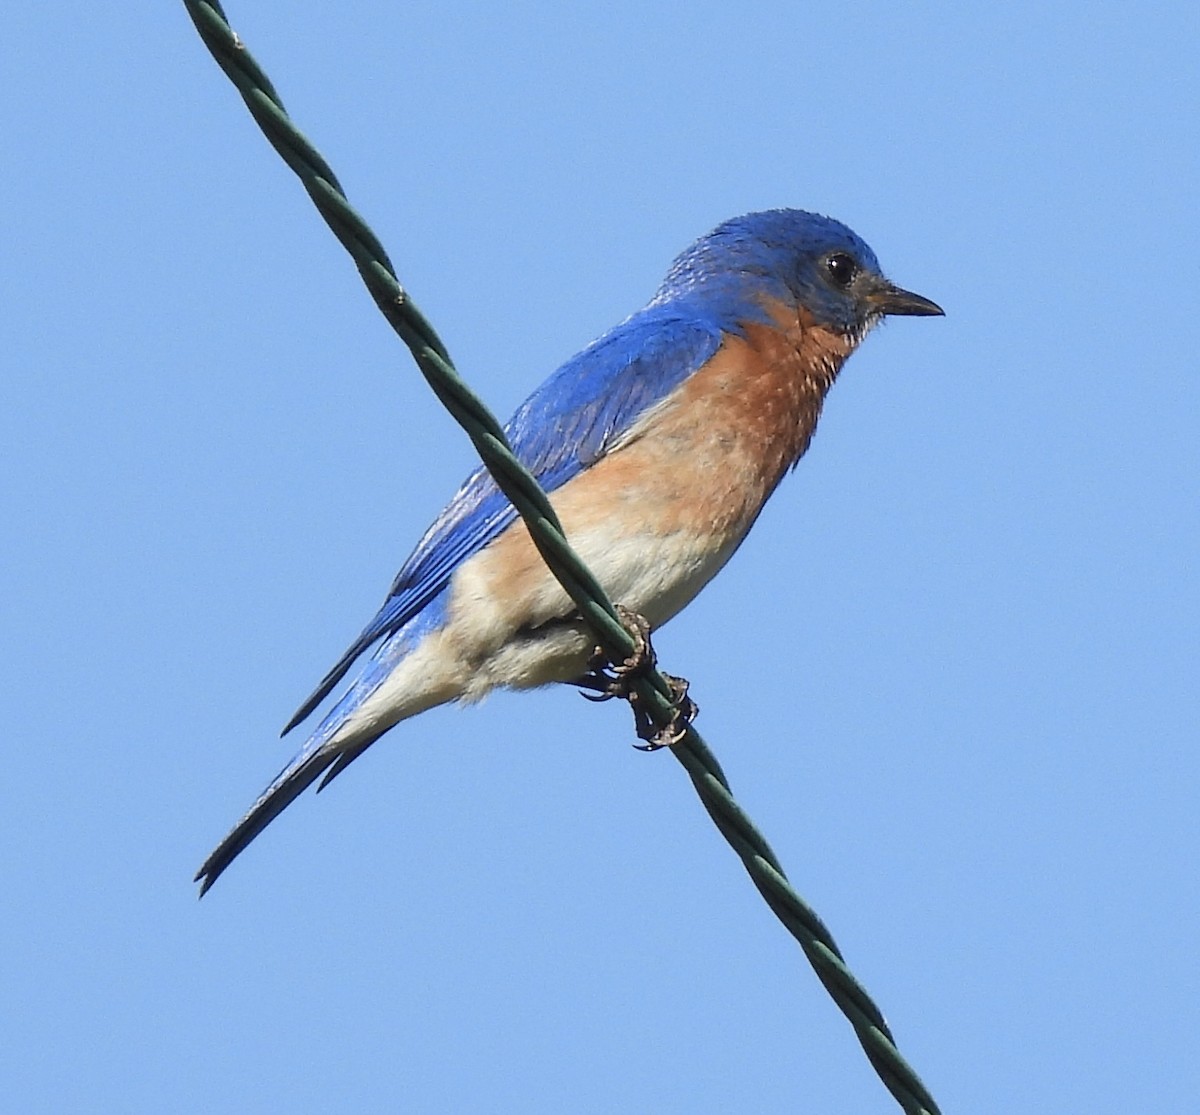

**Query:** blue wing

left=282, top=304, right=724, bottom=733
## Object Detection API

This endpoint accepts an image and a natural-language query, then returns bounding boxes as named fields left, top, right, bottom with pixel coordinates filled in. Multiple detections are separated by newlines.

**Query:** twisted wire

left=183, top=5, right=941, bottom=1111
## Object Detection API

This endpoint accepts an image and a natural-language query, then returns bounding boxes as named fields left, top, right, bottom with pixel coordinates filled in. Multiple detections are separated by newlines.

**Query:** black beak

left=869, top=280, right=944, bottom=317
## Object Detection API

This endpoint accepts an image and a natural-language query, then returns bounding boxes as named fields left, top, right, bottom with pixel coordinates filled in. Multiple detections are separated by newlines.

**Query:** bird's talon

left=573, top=608, right=696, bottom=746
left=576, top=606, right=658, bottom=702
left=629, top=672, right=698, bottom=750
left=607, top=605, right=656, bottom=683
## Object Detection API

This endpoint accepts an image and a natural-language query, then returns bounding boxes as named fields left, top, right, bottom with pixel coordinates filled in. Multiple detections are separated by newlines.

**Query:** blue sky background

left=3, top=3, right=1197, bottom=1112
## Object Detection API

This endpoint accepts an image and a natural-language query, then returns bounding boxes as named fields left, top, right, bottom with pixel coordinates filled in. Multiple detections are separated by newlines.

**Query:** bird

left=196, top=208, right=943, bottom=895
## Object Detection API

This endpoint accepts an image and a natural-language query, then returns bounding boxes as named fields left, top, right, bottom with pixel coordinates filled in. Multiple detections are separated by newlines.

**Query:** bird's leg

left=578, top=605, right=655, bottom=690
left=573, top=605, right=698, bottom=750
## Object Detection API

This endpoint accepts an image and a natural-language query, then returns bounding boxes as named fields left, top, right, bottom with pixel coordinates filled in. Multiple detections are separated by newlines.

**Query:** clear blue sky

left=3, top=3, right=1197, bottom=1112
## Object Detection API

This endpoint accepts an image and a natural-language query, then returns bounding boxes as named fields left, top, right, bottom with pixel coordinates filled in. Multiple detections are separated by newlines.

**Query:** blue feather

left=282, top=304, right=726, bottom=733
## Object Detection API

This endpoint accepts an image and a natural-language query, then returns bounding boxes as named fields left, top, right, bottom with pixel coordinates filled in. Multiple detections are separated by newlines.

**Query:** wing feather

left=283, top=307, right=722, bottom=733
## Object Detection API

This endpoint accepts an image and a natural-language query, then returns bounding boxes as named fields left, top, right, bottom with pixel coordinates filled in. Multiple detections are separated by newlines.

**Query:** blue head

left=653, top=209, right=942, bottom=338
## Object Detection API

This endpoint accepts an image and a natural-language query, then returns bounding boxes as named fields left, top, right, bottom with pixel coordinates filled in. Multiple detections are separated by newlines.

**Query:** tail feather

left=196, top=697, right=380, bottom=896
left=316, top=742, right=372, bottom=792
left=195, top=742, right=341, bottom=897
left=198, top=618, right=459, bottom=894
left=280, top=641, right=367, bottom=737
left=196, top=698, right=402, bottom=895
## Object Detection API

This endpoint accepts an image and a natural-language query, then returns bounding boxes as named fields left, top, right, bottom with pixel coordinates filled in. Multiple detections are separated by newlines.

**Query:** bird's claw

left=630, top=672, right=698, bottom=751
left=576, top=605, right=655, bottom=699
left=576, top=605, right=657, bottom=698
left=574, top=606, right=698, bottom=749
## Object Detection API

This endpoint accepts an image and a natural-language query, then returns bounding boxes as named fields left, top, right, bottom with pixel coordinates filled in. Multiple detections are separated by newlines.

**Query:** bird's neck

left=731, top=305, right=858, bottom=481
left=637, top=305, right=858, bottom=551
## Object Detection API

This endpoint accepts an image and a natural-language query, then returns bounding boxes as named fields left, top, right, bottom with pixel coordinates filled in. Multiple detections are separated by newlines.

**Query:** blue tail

left=195, top=608, right=439, bottom=895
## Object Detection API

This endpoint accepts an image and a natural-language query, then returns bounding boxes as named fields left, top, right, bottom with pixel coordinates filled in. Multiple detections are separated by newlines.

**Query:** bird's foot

left=575, top=605, right=657, bottom=702
left=574, top=606, right=698, bottom=750
left=629, top=672, right=698, bottom=751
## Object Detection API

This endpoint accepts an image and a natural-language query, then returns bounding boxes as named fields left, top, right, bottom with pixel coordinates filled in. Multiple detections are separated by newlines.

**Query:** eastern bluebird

left=197, top=208, right=942, bottom=894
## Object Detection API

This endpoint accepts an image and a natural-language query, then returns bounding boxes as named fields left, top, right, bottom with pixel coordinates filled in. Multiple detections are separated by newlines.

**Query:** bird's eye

left=825, top=253, right=858, bottom=288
